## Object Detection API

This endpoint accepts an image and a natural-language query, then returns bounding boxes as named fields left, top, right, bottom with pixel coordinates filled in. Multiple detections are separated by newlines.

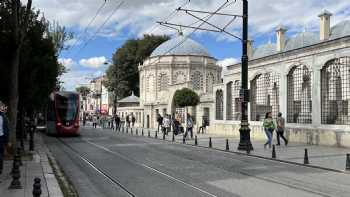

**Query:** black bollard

left=155, top=131, right=158, bottom=139
left=163, top=132, right=166, bottom=140
left=142, top=129, right=144, bottom=136
left=272, top=145, right=276, bottom=159
left=346, top=154, right=350, bottom=171
left=225, top=139, right=229, bottom=151
left=122, top=127, right=124, bottom=133
left=148, top=131, right=150, bottom=137
left=126, top=127, right=128, bottom=134
left=183, top=135, right=186, bottom=144
left=131, top=128, right=133, bottom=135
left=304, top=148, right=309, bottom=164
left=209, top=137, right=212, bottom=148
left=32, top=177, right=42, bottom=197
left=9, top=154, right=22, bottom=189
left=172, top=133, right=175, bottom=142
left=195, top=135, right=198, bottom=146
left=136, top=128, right=138, bottom=136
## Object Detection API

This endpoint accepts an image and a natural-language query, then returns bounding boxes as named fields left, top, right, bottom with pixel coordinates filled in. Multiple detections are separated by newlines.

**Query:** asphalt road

left=44, top=127, right=350, bottom=197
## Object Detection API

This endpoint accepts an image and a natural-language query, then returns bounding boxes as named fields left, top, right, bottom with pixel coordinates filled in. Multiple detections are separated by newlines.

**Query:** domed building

left=139, top=34, right=222, bottom=128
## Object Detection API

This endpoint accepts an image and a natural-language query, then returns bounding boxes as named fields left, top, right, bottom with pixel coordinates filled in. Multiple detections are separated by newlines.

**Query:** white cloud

left=217, top=57, right=239, bottom=76
left=79, top=56, right=107, bottom=69
left=58, top=58, right=75, bottom=69
left=31, top=0, right=350, bottom=41
left=59, top=69, right=105, bottom=91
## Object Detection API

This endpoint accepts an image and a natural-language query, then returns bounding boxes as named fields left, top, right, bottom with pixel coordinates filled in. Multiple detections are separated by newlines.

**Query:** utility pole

left=237, top=0, right=253, bottom=151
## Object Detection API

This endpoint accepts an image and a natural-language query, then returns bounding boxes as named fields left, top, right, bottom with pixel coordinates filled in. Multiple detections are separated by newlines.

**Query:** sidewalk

left=110, top=126, right=350, bottom=172
left=0, top=133, right=63, bottom=197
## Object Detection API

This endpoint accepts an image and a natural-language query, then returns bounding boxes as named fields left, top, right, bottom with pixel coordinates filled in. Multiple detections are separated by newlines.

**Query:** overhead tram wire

left=148, top=0, right=235, bottom=67
left=147, top=0, right=191, bottom=34
left=73, top=1, right=125, bottom=57
left=68, top=0, right=107, bottom=54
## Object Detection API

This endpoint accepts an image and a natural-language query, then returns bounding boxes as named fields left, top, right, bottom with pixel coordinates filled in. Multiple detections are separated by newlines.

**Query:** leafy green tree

left=105, top=34, right=169, bottom=98
left=174, top=88, right=200, bottom=108
left=76, top=86, right=91, bottom=100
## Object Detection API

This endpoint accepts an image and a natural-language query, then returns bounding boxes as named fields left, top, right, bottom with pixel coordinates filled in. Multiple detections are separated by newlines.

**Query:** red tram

left=47, top=91, right=80, bottom=136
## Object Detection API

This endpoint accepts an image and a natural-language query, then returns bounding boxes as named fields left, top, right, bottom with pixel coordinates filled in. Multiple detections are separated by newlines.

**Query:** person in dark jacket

left=0, top=101, right=9, bottom=175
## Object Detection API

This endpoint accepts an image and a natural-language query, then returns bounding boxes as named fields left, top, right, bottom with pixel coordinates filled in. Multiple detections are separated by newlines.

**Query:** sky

left=26, top=0, right=350, bottom=90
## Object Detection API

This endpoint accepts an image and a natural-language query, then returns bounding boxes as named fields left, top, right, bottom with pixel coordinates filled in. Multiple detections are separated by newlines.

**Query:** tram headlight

left=56, top=122, right=62, bottom=127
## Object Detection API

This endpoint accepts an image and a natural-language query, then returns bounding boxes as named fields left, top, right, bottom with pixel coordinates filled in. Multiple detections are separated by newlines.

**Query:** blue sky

left=29, top=0, right=350, bottom=90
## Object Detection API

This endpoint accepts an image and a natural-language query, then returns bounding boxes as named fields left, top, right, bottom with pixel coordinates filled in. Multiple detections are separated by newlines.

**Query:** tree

left=76, top=86, right=91, bottom=99
left=0, top=0, right=70, bottom=149
left=173, top=88, right=200, bottom=126
left=104, top=34, right=169, bottom=115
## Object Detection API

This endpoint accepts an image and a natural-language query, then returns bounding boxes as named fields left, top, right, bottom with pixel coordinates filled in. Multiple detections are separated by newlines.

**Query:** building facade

left=213, top=11, right=350, bottom=147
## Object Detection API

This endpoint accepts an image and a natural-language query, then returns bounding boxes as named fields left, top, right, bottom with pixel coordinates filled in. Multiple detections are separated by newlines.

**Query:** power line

left=147, top=0, right=191, bottom=34
left=68, top=0, right=107, bottom=53
left=74, top=1, right=125, bottom=57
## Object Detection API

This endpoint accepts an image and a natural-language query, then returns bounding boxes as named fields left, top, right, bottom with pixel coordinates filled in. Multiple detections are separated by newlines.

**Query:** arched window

left=321, top=57, right=350, bottom=125
left=215, top=89, right=224, bottom=120
left=191, top=71, right=203, bottom=90
left=250, top=73, right=280, bottom=121
left=287, top=64, right=312, bottom=123
left=158, top=73, right=169, bottom=91
left=226, top=82, right=233, bottom=120
left=206, top=72, right=215, bottom=93
left=173, top=71, right=186, bottom=84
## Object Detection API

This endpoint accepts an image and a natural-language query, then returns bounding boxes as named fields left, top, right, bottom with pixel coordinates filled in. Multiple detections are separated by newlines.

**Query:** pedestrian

left=276, top=112, right=288, bottom=146
left=263, top=112, right=275, bottom=149
left=184, top=113, right=193, bottom=139
left=156, top=113, right=163, bottom=133
left=115, top=115, right=120, bottom=130
left=126, top=115, right=130, bottom=128
left=162, top=114, right=171, bottom=135
left=131, top=115, right=136, bottom=127
left=83, top=113, right=86, bottom=126
left=92, top=116, right=97, bottom=128
left=0, top=101, right=9, bottom=175
left=198, top=116, right=208, bottom=134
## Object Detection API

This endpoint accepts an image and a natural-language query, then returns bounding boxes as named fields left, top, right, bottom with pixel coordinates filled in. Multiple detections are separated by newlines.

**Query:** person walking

left=184, top=114, right=194, bottom=139
left=162, top=115, right=171, bottom=135
left=198, top=116, right=208, bottom=134
left=0, top=101, right=9, bottom=175
left=263, top=112, right=275, bottom=149
left=131, top=115, right=136, bottom=127
left=276, top=112, right=288, bottom=146
left=126, top=115, right=130, bottom=128
left=156, top=113, right=163, bottom=133
left=92, top=116, right=97, bottom=128
left=115, top=115, right=120, bottom=130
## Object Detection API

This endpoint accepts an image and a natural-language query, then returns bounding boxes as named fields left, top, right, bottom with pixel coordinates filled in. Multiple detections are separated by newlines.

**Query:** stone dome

left=252, top=43, right=277, bottom=59
left=330, top=20, right=350, bottom=40
left=150, top=35, right=211, bottom=57
left=284, top=32, right=319, bottom=51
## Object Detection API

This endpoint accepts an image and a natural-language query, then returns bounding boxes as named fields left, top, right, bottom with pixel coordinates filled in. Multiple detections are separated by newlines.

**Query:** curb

left=37, top=133, right=65, bottom=197
left=119, top=128, right=350, bottom=174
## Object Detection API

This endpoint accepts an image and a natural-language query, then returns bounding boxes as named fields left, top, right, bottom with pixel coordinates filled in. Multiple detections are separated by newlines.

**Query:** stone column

left=279, top=73, right=288, bottom=120
left=312, top=68, right=321, bottom=125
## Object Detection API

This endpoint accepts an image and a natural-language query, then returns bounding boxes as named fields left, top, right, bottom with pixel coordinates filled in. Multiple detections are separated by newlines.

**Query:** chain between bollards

left=304, top=148, right=309, bottom=164
left=32, top=177, right=42, bottom=197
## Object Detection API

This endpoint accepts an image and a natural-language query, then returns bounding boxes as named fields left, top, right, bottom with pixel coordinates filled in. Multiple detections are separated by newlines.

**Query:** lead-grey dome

left=330, top=20, right=350, bottom=40
left=284, top=32, right=319, bottom=51
left=151, top=36, right=211, bottom=57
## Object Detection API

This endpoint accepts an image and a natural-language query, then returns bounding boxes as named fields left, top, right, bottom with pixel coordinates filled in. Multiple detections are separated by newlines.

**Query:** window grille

left=226, top=82, right=233, bottom=120
left=321, top=57, right=350, bottom=125
left=287, top=65, right=312, bottom=123
left=158, top=73, right=169, bottom=91
left=206, top=72, right=215, bottom=93
left=191, top=71, right=204, bottom=90
left=215, top=89, right=224, bottom=120
left=250, top=73, right=280, bottom=121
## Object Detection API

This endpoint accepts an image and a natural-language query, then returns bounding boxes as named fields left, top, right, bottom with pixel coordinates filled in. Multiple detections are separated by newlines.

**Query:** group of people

left=157, top=113, right=195, bottom=139
left=263, top=112, right=288, bottom=148
left=87, top=113, right=138, bottom=130
left=0, top=101, right=9, bottom=175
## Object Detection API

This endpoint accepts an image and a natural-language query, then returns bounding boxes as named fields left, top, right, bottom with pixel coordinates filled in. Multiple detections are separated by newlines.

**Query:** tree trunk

left=8, top=46, right=20, bottom=150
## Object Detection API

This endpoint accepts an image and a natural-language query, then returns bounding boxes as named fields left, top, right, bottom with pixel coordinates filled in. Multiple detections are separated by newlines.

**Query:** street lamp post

left=237, top=0, right=253, bottom=151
